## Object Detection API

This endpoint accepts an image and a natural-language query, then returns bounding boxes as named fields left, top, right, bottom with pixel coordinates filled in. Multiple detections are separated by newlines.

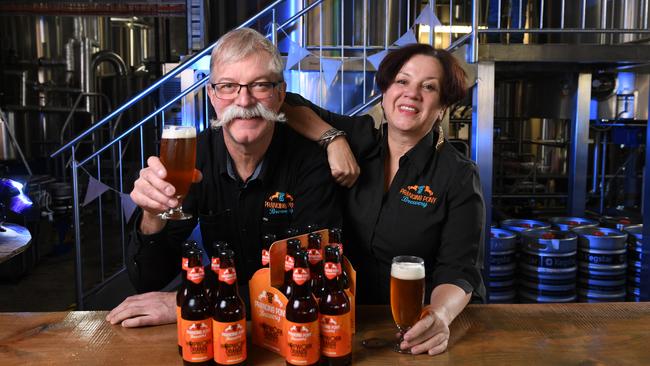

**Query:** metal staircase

left=50, top=0, right=650, bottom=308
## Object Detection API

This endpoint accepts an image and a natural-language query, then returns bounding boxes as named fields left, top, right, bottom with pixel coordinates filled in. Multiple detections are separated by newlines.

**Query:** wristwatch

left=318, top=128, right=347, bottom=148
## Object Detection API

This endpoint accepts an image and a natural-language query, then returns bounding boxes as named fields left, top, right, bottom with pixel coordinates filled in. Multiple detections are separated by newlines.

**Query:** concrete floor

left=0, top=214, right=136, bottom=312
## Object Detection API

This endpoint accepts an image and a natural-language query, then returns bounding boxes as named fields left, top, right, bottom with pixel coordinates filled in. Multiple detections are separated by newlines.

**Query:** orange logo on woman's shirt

left=399, top=185, right=437, bottom=208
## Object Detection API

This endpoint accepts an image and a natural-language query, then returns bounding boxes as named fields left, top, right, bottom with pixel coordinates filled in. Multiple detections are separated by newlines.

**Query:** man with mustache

left=107, top=28, right=340, bottom=327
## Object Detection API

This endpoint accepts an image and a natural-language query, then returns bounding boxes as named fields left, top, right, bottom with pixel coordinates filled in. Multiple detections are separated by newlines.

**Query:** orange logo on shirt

left=264, top=191, right=294, bottom=215
left=400, top=185, right=437, bottom=208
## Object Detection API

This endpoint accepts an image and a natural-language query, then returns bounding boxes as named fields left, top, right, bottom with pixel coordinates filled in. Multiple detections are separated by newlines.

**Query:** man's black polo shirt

left=126, top=122, right=340, bottom=292
left=286, top=93, right=486, bottom=304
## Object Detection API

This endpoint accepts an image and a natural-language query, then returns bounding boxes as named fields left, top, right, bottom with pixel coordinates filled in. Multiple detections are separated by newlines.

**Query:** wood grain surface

left=1, top=303, right=649, bottom=365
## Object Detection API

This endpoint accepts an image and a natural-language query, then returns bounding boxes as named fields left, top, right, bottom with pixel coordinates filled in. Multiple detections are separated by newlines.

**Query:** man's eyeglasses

left=210, top=81, right=282, bottom=100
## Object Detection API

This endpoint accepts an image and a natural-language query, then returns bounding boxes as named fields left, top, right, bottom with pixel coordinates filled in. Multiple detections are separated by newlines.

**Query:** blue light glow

left=617, top=72, right=635, bottom=94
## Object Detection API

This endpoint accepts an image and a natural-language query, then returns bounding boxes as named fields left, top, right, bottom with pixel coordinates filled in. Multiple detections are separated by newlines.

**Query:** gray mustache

left=212, top=103, right=286, bottom=128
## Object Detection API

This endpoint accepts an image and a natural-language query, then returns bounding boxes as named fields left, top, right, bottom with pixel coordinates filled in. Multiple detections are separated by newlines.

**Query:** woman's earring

left=436, top=123, right=445, bottom=150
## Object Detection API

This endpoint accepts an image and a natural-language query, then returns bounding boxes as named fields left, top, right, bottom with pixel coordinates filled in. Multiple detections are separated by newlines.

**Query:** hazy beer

left=285, top=249, right=320, bottom=366
left=205, top=241, right=229, bottom=307
left=280, top=238, right=302, bottom=298
left=390, top=256, right=425, bottom=353
left=180, top=248, right=213, bottom=365
left=319, top=245, right=351, bottom=365
left=159, top=125, right=196, bottom=220
left=177, top=240, right=198, bottom=355
left=307, top=233, right=324, bottom=299
left=328, top=228, right=349, bottom=289
left=212, top=249, right=246, bottom=365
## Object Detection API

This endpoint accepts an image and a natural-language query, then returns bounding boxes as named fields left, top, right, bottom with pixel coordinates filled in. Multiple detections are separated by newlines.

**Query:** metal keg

left=49, top=182, right=73, bottom=216
left=488, top=228, right=517, bottom=303
left=517, top=229, right=577, bottom=303
left=549, top=217, right=598, bottom=231
left=599, top=216, right=635, bottom=231
left=500, top=219, right=552, bottom=233
left=624, top=225, right=643, bottom=302
left=573, top=227, right=628, bottom=302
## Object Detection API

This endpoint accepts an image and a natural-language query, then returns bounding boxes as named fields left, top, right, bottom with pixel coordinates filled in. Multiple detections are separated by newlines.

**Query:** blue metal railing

left=51, top=0, right=287, bottom=159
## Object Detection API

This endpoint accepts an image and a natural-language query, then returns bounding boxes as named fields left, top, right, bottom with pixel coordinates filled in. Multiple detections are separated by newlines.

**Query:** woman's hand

left=399, top=306, right=450, bottom=355
left=326, top=137, right=360, bottom=187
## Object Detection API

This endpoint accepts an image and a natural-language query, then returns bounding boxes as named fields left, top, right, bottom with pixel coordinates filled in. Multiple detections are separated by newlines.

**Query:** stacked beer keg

left=624, top=225, right=643, bottom=302
left=517, top=228, right=578, bottom=303
left=572, top=226, right=628, bottom=302
left=488, top=228, right=517, bottom=303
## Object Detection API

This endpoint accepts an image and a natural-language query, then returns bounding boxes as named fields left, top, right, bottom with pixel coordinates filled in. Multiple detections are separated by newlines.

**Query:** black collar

left=212, top=123, right=285, bottom=187
left=381, top=124, right=439, bottom=176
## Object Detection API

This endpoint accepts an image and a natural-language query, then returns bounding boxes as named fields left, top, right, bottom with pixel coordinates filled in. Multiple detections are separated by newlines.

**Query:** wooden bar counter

left=1, top=303, right=649, bottom=365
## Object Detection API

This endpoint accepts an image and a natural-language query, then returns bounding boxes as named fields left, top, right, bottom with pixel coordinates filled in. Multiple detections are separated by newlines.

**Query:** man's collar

left=214, top=123, right=284, bottom=185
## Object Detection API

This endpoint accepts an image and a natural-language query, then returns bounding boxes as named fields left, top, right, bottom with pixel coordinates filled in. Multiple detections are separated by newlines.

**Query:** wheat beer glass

left=159, top=125, right=196, bottom=220
left=390, top=255, right=425, bottom=353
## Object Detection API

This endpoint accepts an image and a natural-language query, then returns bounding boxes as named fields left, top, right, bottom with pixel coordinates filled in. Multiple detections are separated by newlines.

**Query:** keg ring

left=549, top=216, right=598, bottom=231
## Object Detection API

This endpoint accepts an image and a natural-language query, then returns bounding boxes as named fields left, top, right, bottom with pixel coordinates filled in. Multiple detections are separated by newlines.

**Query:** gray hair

left=210, top=28, right=284, bottom=80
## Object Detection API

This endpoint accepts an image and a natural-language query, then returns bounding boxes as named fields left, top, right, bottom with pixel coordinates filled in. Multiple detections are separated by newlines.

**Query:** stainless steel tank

left=544, top=0, right=648, bottom=44
left=0, top=13, right=157, bottom=160
left=304, top=0, right=417, bottom=50
left=595, top=73, right=649, bottom=121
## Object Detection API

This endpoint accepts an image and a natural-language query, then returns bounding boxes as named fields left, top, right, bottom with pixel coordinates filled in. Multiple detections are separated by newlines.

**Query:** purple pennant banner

left=83, top=176, right=110, bottom=206
left=321, top=58, right=343, bottom=87
left=394, top=29, right=418, bottom=46
left=285, top=39, right=312, bottom=70
left=120, top=193, right=138, bottom=222
left=415, top=4, right=442, bottom=29
left=367, top=49, right=388, bottom=70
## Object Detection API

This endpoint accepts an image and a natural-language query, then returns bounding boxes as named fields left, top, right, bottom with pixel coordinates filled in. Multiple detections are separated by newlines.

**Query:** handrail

left=79, top=75, right=208, bottom=166
left=273, top=0, right=324, bottom=34
left=51, top=0, right=286, bottom=158
left=348, top=93, right=381, bottom=116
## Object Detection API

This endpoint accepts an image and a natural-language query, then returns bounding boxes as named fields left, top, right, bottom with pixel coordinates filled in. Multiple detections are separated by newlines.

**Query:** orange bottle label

left=308, top=249, right=322, bottom=264
left=292, top=267, right=310, bottom=285
left=323, top=262, right=341, bottom=280
left=213, top=319, right=247, bottom=364
left=211, top=257, right=220, bottom=272
left=285, top=255, right=295, bottom=272
left=285, top=320, right=320, bottom=365
left=320, top=312, right=352, bottom=357
left=181, top=318, right=213, bottom=362
left=261, top=249, right=270, bottom=266
left=218, top=267, right=237, bottom=285
left=187, top=266, right=205, bottom=284
left=176, top=306, right=182, bottom=347
left=182, top=257, right=189, bottom=271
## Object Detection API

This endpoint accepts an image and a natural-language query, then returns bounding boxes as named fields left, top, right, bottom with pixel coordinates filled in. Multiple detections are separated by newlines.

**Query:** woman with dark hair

left=284, top=44, right=485, bottom=356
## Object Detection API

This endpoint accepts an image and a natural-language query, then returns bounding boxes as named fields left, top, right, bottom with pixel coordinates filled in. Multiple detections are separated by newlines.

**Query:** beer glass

left=390, top=255, right=425, bottom=354
left=159, top=125, right=196, bottom=220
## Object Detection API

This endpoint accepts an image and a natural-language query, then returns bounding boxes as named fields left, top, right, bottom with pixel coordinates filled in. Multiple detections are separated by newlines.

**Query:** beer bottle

left=285, top=249, right=320, bottom=366
left=279, top=238, right=302, bottom=298
left=213, top=249, right=247, bottom=366
left=284, top=227, right=299, bottom=239
left=180, top=248, right=213, bottom=365
left=178, top=240, right=198, bottom=355
left=328, top=228, right=349, bottom=289
left=304, top=223, right=321, bottom=234
left=307, top=233, right=324, bottom=299
left=206, top=241, right=229, bottom=306
left=261, top=233, right=276, bottom=268
left=319, top=245, right=352, bottom=365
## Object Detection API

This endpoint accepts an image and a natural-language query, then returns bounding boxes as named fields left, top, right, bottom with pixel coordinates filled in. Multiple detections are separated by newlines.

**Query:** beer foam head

left=162, top=127, right=196, bottom=139
left=391, top=262, right=425, bottom=280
